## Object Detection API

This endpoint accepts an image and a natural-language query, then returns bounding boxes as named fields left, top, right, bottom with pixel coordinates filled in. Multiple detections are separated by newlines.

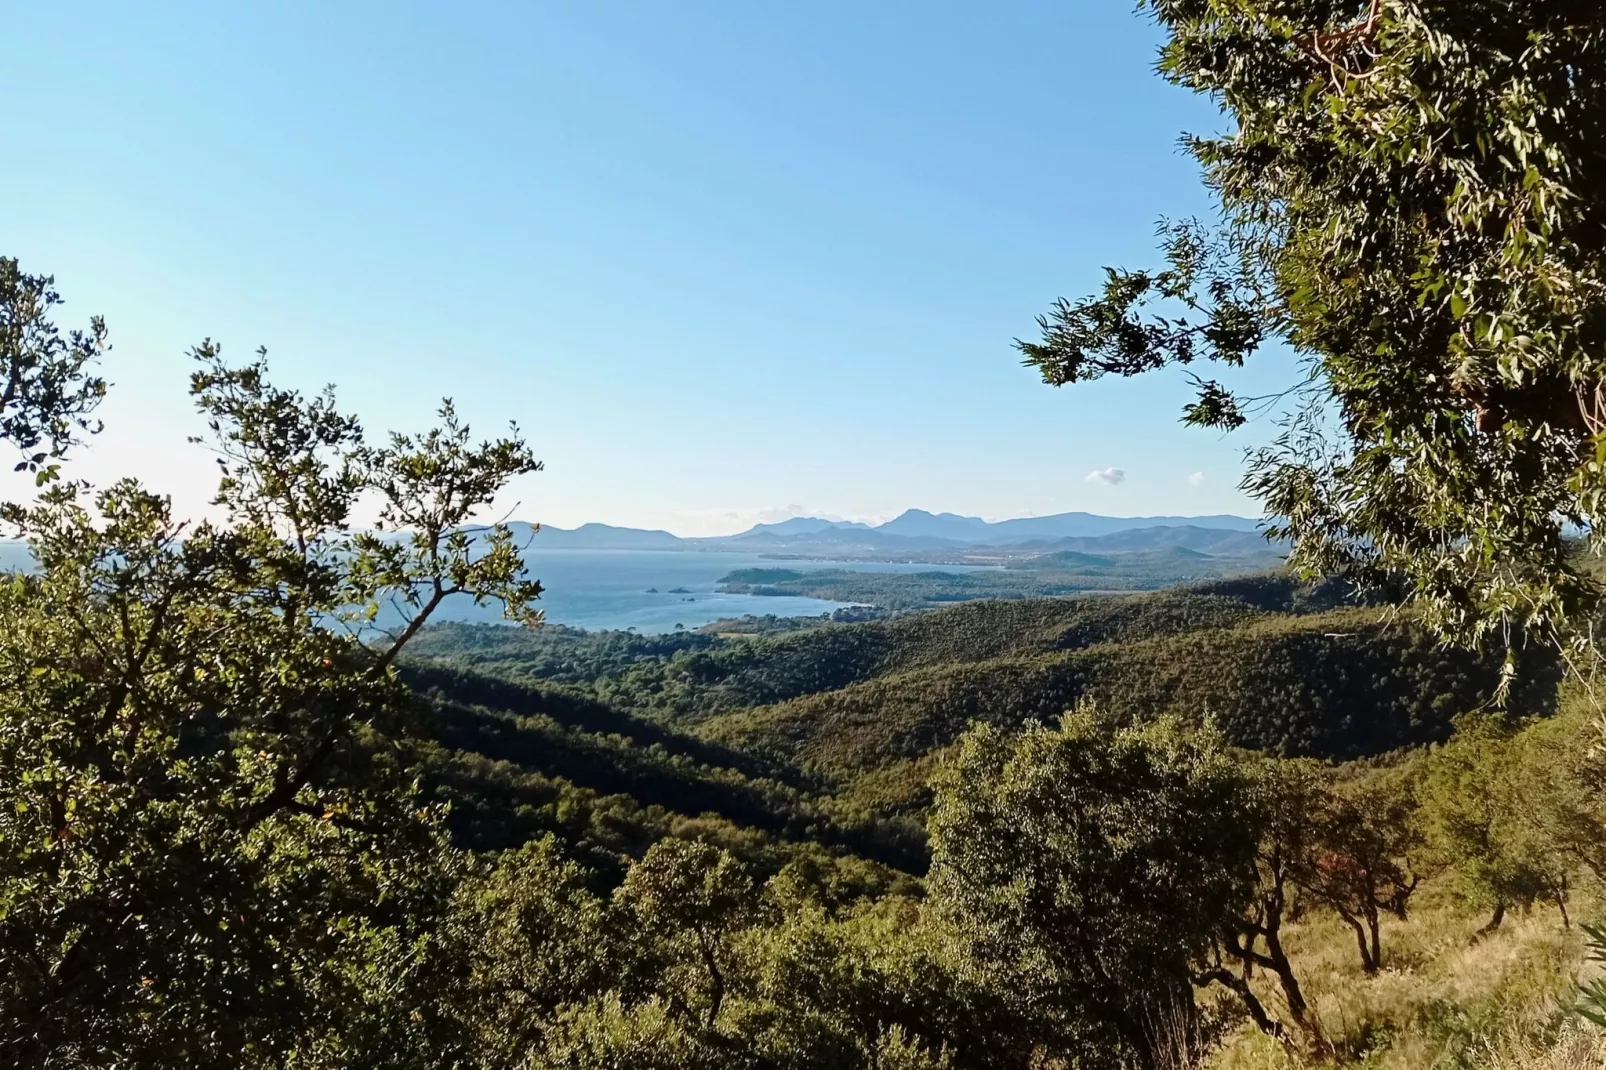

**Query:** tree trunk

left=1477, top=901, right=1506, bottom=936
left=1264, top=925, right=1321, bottom=1049
left=1337, top=909, right=1376, bottom=974
left=1366, top=907, right=1382, bottom=973
left=1200, top=968, right=1285, bottom=1043
left=694, top=928, right=724, bottom=1027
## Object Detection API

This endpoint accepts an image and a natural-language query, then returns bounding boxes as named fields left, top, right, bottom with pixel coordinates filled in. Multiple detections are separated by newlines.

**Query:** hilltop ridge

left=494, top=509, right=1266, bottom=556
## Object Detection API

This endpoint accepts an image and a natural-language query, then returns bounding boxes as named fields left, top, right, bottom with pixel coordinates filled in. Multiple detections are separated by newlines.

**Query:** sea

left=0, top=541, right=986, bottom=634
left=444, top=549, right=986, bottom=633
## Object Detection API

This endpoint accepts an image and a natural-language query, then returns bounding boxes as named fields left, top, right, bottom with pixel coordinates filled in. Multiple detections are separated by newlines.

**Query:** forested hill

left=397, top=661, right=924, bottom=872
left=403, top=574, right=1559, bottom=870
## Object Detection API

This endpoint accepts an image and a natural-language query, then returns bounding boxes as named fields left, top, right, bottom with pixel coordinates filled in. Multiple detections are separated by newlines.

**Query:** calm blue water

left=0, top=542, right=988, bottom=633
left=443, top=550, right=987, bottom=632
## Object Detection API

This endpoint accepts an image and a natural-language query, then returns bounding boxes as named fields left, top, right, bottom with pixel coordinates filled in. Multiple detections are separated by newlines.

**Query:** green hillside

left=407, top=583, right=1279, bottom=719
left=397, top=662, right=930, bottom=872
left=405, top=576, right=1557, bottom=870
left=367, top=575, right=1580, bottom=1066
left=699, top=608, right=1552, bottom=772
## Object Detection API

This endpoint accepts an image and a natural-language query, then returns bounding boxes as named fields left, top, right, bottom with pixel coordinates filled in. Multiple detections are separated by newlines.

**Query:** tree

left=926, top=713, right=1261, bottom=1068
left=731, top=898, right=975, bottom=1070
left=1208, top=759, right=1323, bottom=1049
left=1517, top=707, right=1606, bottom=893
left=528, top=994, right=713, bottom=1070
left=616, top=838, right=754, bottom=1030
left=0, top=257, right=107, bottom=482
left=1419, top=715, right=1571, bottom=933
left=441, top=836, right=623, bottom=1067
left=1301, top=766, right=1423, bottom=973
left=1020, top=2, right=1606, bottom=657
left=0, top=304, right=543, bottom=1064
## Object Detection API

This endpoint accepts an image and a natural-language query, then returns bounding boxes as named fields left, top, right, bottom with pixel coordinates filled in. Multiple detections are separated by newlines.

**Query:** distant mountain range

left=859, top=508, right=1261, bottom=545
left=507, top=509, right=1271, bottom=557
left=1022, top=525, right=1279, bottom=555
left=732, top=516, right=871, bottom=537
left=504, top=522, right=684, bottom=550
left=0, top=511, right=1274, bottom=566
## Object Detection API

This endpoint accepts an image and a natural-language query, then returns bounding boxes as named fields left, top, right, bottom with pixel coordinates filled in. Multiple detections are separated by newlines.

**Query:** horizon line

left=518, top=508, right=1267, bottom=542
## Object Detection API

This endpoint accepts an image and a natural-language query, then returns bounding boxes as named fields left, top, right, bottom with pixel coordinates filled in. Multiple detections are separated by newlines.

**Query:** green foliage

left=717, top=551, right=1279, bottom=608
left=1515, top=705, right=1606, bottom=890
left=0, top=257, right=107, bottom=483
left=701, top=609, right=893, bottom=634
left=395, top=660, right=930, bottom=873
left=1419, top=714, right=1573, bottom=929
left=1576, top=923, right=1606, bottom=1029
left=701, top=609, right=1553, bottom=795
left=0, top=331, right=541, bottom=1063
left=617, top=839, right=753, bottom=1027
left=531, top=995, right=712, bottom=1070
left=1022, top=1, right=1606, bottom=654
left=409, top=578, right=1553, bottom=885
left=419, top=830, right=1002, bottom=1070
left=412, top=587, right=1277, bottom=724
left=729, top=902, right=985, bottom=1069
left=405, top=621, right=722, bottom=692
left=927, top=714, right=1261, bottom=1067
left=442, top=836, right=625, bottom=1059
left=1310, top=766, right=1425, bottom=973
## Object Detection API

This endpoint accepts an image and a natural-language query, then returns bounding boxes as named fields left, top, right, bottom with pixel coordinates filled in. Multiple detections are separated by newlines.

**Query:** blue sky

left=4, top=1, right=1296, bottom=536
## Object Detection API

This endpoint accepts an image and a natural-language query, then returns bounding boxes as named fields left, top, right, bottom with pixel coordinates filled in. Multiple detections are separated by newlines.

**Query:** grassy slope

left=1209, top=880, right=1598, bottom=1069
left=1209, top=695, right=1606, bottom=1069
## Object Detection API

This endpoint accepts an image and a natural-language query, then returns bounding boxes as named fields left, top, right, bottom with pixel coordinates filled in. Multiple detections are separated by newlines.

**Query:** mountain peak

left=889, top=508, right=983, bottom=522
left=496, top=510, right=1263, bottom=551
left=734, top=516, right=872, bottom=538
left=873, top=510, right=1261, bottom=545
left=876, top=509, right=992, bottom=539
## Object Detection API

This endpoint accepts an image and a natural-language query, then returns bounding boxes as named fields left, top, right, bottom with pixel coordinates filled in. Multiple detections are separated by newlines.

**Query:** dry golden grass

left=1206, top=881, right=1603, bottom=1069
left=1479, top=1022, right=1606, bottom=1069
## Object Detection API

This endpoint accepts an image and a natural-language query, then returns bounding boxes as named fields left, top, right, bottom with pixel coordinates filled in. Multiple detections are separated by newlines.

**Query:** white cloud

left=1084, top=467, right=1127, bottom=486
left=1188, top=471, right=1206, bottom=487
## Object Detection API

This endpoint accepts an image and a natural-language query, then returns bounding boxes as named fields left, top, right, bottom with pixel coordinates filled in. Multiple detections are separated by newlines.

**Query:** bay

left=0, top=540, right=991, bottom=634
left=429, top=549, right=990, bottom=633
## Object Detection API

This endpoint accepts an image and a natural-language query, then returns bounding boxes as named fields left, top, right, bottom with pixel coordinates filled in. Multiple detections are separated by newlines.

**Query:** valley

left=394, top=571, right=1593, bottom=1066
left=401, top=573, right=1556, bottom=867
left=12, top=1, right=1606, bottom=1063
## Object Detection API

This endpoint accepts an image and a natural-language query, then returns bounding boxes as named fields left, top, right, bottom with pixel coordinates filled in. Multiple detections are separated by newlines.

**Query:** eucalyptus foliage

left=1022, top=1, right=1606, bottom=657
